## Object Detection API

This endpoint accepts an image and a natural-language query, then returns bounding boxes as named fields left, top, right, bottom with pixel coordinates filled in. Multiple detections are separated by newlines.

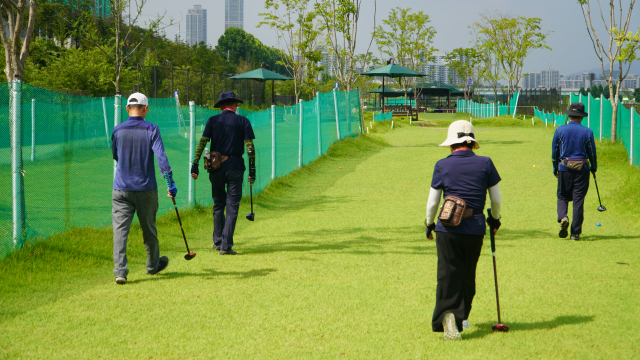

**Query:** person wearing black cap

left=190, top=91, right=256, bottom=255
left=552, top=102, right=597, bottom=241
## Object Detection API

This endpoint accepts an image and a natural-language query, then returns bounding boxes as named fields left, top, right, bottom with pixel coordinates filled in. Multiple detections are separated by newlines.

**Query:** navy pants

left=432, top=232, right=484, bottom=332
left=209, top=169, right=244, bottom=251
left=557, top=170, right=590, bottom=235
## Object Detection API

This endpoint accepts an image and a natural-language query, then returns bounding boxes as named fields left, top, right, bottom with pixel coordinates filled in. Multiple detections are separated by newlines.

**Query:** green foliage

left=374, top=7, right=437, bottom=97
left=474, top=13, right=551, bottom=97
left=217, top=27, right=286, bottom=74
left=590, top=84, right=601, bottom=98
left=37, top=0, right=94, bottom=43
left=445, top=48, right=485, bottom=101
left=633, top=88, right=640, bottom=103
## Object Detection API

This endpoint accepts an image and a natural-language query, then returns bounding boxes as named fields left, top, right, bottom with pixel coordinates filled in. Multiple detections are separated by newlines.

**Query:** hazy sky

left=140, top=0, right=640, bottom=76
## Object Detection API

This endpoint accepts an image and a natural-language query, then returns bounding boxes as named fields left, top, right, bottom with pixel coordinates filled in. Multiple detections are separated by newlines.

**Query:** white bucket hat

left=439, top=120, right=479, bottom=149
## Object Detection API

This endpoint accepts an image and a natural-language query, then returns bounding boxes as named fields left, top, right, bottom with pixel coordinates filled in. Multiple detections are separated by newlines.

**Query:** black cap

left=565, top=102, right=588, bottom=118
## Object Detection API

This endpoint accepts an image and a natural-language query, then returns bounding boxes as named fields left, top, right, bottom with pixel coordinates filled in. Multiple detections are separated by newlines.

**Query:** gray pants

left=112, top=189, right=161, bottom=278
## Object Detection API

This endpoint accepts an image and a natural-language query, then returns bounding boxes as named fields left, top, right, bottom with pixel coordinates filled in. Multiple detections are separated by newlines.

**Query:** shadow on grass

left=240, top=226, right=436, bottom=256
left=127, top=268, right=277, bottom=284
left=581, top=234, right=640, bottom=241
left=464, top=315, right=595, bottom=339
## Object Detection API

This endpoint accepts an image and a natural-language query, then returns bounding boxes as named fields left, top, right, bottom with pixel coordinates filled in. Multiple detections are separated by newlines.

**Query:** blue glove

left=163, top=171, right=178, bottom=197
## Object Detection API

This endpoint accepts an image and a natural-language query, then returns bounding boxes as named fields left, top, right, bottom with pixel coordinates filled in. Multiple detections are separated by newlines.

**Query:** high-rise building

left=225, top=0, right=244, bottom=29
left=424, top=52, right=459, bottom=86
left=94, top=0, right=110, bottom=18
left=186, top=5, right=207, bottom=46
left=541, top=67, right=560, bottom=88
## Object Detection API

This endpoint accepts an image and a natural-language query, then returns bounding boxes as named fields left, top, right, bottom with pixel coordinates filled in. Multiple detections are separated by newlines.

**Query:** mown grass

left=0, top=116, right=638, bottom=359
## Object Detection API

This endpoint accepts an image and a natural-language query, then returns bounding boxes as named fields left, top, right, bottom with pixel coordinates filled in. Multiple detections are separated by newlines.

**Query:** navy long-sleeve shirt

left=551, top=121, right=597, bottom=172
left=112, top=116, right=172, bottom=191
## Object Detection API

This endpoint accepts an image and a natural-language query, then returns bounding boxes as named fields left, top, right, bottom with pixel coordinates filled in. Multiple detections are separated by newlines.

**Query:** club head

left=184, top=252, right=196, bottom=261
left=246, top=213, right=255, bottom=221
left=597, top=205, right=607, bottom=212
left=492, top=324, right=509, bottom=332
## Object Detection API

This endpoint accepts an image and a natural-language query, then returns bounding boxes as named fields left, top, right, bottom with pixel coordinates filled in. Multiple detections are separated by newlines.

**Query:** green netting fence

left=456, top=92, right=519, bottom=118
left=534, top=92, right=639, bottom=169
left=373, top=111, right=393, bottom=122
left=533, top=108, right=566, bottom=127
left=0, top=83, right=363, bottom=259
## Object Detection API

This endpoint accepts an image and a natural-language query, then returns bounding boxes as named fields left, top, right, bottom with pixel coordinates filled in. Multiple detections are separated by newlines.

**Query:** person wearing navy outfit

left=552, top=102, right=597, bottom=241
left=425, top=120, right=502, bottom=340
left=111, top=92, right=177, bottom=284
left=191, top=92, right=256, bottom=255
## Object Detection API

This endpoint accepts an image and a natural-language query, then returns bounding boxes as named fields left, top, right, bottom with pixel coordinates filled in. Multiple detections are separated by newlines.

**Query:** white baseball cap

left=127, top=92, right=149, bottom=107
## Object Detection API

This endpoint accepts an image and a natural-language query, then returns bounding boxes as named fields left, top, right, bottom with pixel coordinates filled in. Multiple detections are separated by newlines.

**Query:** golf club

left=171, top=197, right=196, bottom=260
left=246, top=183, right=255, bottom=221
left=488, top=209, right=509, bottom=332
left=592, top=173, right=607, bottom=212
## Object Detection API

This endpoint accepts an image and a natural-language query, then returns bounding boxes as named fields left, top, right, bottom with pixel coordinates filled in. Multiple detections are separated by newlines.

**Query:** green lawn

left=1, top=117, right=639, bottom=359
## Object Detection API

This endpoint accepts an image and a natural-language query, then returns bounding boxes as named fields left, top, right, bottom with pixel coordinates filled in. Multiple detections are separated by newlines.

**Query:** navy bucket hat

left=214, top=91, right=244, bottom=108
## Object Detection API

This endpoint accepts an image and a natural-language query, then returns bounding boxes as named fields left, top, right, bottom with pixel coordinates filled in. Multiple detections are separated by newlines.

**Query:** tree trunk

left=610, top=86, right=618, bottom=143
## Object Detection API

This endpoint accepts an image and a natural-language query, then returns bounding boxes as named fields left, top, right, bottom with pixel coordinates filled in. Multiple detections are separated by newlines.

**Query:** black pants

left=557, top=170, right=590, bottom=235
left=209, top=169, right=244, bottom=251
left=432, top=232, right=484, bottom=332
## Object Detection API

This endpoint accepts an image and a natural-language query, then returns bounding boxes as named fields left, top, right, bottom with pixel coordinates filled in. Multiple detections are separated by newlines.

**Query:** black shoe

left=148, top=256, right=169, bottom=275
left=220, top=249, right=237, bottom=255
left=570, top=234, right=581, bottom=241
left=559, top=217, right=569, bottom=238
left=213, top=244, right=221, bottom=251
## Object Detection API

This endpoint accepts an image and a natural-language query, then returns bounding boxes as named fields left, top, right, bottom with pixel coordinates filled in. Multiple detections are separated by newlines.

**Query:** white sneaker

left=115, top=277, right=127, bottom=285
left=443, top=312, right=461, bottom=340
left=462, top=319, right=470, bottom=330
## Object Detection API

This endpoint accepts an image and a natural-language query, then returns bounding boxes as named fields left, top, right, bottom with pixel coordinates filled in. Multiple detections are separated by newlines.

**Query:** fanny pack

left=561, top=158, right=587, bottom=171
left=438, top=196, right=483, bottom=227
left=203, top=152, right=241, bottom=171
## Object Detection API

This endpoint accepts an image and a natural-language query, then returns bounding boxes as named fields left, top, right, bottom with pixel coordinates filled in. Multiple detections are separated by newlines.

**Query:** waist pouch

left=204, top=153, right=242, bottom=171
left=438, top=196, right=483, bottom=227
left=561, top=158, right=587, bottom=171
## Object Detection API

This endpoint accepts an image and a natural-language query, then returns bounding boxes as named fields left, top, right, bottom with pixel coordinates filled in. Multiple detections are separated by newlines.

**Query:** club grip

left=488, top=208, right=496, bottom=253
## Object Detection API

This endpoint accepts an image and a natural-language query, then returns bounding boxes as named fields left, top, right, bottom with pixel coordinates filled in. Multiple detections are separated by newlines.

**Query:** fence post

left=316, top=93, right=322, bottom=156
left=114, top=94, right=122, bottom=179
left=31, top=99, right=35, bottom=161
left=599, top=94, right=603, bottom=141
left=512, top=92, right=520, bottom=118
left=298, top=99, right=303, bottom=168
left=102, top=97, right=110, bottom=148
left=11, top=76, right=24, bottom=246
left=271, top=105, right=276, bottom=180
left=631, top=106, right=634, bottom=166
left=587, top=94, right=591, bottom=128
left=358, top=90, right=364, bottom=134
left=333, top=89, right=341, bottom=140
left=188, top=101, right=195, bottom=206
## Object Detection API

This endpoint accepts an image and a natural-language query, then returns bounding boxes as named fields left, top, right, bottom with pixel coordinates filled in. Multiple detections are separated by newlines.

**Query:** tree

left=590, top=84, right=600, bottom=98
left=314, top=0, right=376, bottom=92
left=374, top=7, right=437, bottom=106
left=445, top=48, right=485, bottom=104
left=259, top=0, right=320, bottom=103
left=577, top=0, right=640, bottom=142
left=482, top=51, right=503, bottom=115
left=74, top=0, right=167, bottom=93
left=473, top=13, right=550, bottom=111
left=634, top=87, right=640, bottom=103
left=37, top=0, right=93, bottom=46
left=0, top=0, right=38, bottom=81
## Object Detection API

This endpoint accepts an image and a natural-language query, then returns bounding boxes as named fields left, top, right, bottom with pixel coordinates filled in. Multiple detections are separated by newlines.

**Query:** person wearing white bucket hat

left=424, top=120, right=502, bottom=340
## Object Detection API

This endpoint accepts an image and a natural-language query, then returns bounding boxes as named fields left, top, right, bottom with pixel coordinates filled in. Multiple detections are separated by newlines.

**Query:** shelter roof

left=229, top=68, right=292, bottom=81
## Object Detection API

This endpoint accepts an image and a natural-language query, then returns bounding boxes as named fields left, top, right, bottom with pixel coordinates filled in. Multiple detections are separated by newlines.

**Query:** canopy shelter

left=407, top=83, right=466, bottom=110
left=368, top=87, right=404, bottom=109
left=361, top=64, right=426, bottom=113
left=229, top=67, right=292, bottom=106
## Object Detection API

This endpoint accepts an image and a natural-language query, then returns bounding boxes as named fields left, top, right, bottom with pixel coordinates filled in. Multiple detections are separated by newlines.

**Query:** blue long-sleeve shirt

left=112, top=116, right=172, bottom=191
left=552, top=121, right=597, bottom=172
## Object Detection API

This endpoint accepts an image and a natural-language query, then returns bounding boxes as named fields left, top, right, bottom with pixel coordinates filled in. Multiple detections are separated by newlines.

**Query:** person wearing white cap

left=111, top=92, right=177, bottom=284
left=424, top=120, right=502, bottom=340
